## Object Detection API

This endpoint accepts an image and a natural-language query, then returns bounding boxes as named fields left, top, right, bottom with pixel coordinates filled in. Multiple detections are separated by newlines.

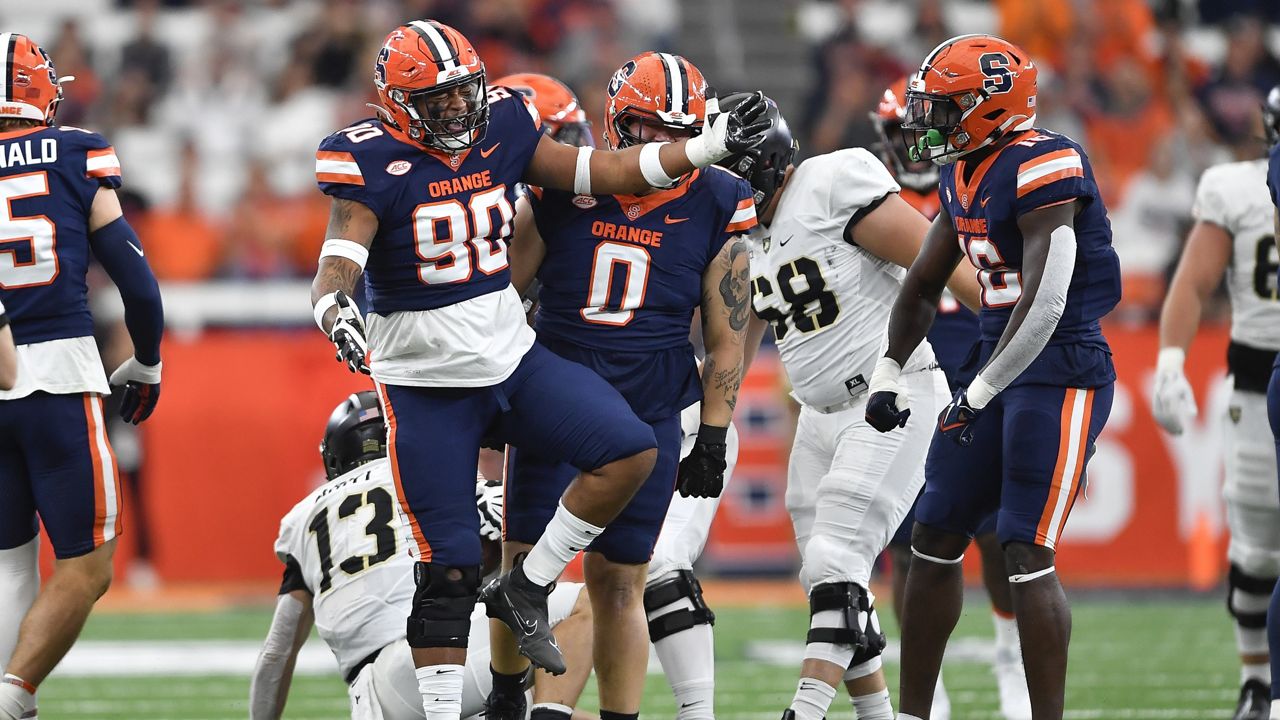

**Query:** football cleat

left=993, top=646, right=1032, bottom=720
left=1231, top=679, right=1270, bottom=720
left=482, top=686, right=527, bottom=720
left=480, top=554, right=565, bottom=675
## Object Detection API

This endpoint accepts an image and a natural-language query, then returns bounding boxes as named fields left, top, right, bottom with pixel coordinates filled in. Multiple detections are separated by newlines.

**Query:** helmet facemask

left=550, top=120, right=595, bottom=148
left=872, top=115, right=939, bottom=192
left=901, top=89, right=976, bottom=166
left=610, top=108, right=699, bottom=150
left=390, top=71, right=489, bottom=152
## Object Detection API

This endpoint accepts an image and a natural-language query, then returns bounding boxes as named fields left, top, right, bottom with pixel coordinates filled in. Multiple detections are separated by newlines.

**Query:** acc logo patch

left=572, top=194, right=598, bottom=209
left=386, top=160, right=412, bottom=175
left=608, top=61, right=637, bottom=98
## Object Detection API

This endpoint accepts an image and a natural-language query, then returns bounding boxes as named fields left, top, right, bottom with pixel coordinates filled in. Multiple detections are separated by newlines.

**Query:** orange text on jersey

left=591, top=220, right=662, bottom=247
left=954, top=216, right=988, bottom=235
left=428, top=169, right=493, bottom=198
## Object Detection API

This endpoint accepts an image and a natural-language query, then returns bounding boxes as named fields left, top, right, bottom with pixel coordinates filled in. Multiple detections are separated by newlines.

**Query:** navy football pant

left=1265, top=364, right=1280, bottom=699
left=376, top=342, right=656, bottom=567
left=0, top=392, right=122, bottom=558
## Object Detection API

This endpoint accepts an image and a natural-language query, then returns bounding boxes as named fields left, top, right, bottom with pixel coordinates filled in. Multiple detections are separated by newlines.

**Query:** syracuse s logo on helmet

left=607, top=60, right=637, bottom=98
left=979, top=52, right=1015, bottom=94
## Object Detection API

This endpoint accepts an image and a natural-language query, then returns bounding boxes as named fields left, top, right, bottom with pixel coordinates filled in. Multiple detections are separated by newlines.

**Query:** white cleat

left=994, top=647, right=1033, bottom=720
left=932, top=673, right=951, bottom=720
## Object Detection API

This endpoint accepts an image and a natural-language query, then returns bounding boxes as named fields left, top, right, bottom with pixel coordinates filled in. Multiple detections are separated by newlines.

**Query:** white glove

left=329, top=291, right=370, bottom=375
left=476, top=479, right=504, bottom=543
left=1151, top=347, right=1197, bottom=435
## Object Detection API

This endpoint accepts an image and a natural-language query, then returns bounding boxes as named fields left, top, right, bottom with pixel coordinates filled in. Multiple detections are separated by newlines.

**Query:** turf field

left=40, top=592, right=1236, bottom=719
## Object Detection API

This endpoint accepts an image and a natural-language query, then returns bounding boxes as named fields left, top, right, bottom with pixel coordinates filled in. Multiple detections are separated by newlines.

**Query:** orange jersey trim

left=613, top=169, right=700, bottom=218
left=375, top=383, right=432, bottom=560
left=1034, top=388, right=1095, bottom=549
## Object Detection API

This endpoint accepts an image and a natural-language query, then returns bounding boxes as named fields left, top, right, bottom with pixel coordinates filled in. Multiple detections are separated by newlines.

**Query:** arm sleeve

left=249, top=593, right=309, bottom=720
left=89, top=217, right=164, bottom=366
left=1191, top=165, right=1232, bottom=229
left=827, top=149, right=900, bottom=239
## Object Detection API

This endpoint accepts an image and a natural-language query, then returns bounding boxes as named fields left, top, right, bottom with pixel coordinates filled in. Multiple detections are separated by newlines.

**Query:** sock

left=1269, top=580, right=1280, bottom=700
left=649, top=591, right=715, bottom=720
left=1244, top=661, right=1270, bottom=685
left=531, top=703, right=573, bottom=720
left=790, top=677, right=837, bottom=720
left=0, top=676, right=35, bottom=720
left=416, top=664, right=464, bottom=720
left=0, top=538, right=39, bottom=667
left=599, top=712, right=639, bottom=720
left=490, top=664, right=528, bottom=698
left=992, top=609, right=1021, bottom=662
left=897, top=715, right=926, bottom=720
left=804, top=609, right=857, bottom=668
left=522, top=501, right=603, bottom=586
left=850, top=689, right=894, bottom=720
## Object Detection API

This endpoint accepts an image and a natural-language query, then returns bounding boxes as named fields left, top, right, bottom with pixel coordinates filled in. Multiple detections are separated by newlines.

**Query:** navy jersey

left=938, top=129, right=1120, bottom=387
left=316, top=88, right=542, bottom=314
left=1269, top=143, right=1280, bottom=369
left=530, top=167, right=756, bottom=420
left=0, top=126, right=122, bottom=345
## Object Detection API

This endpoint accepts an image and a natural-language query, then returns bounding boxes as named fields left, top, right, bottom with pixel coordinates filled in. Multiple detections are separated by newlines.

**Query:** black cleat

left=482, top=687, right=527, bottom=720
left=480, top=554, right=566, bottom=675
left=1232, top=679, right=1270, bottom=720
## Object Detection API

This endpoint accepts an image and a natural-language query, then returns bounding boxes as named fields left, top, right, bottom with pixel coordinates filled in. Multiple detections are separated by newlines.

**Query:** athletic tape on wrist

left=911, top=547, right=964, bottom=565
left=966, top=374, right=998, bottom=409
left=1009, top=566, right=1056, bottom=584
left=573, top=146, right=594, bottom=195
left=320, top=239, right=369, bottom=269
left=640, top=142, right=677, bottom=187
left=868, top=356, right=903, bottom=394
left=313, top=292, right=339, bottom=332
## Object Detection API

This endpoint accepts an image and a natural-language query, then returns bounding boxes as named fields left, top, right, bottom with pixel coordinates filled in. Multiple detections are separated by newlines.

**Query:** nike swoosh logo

left=778, top=235, right=793, bottom=246
left=480, top=142, right=501, bottom=158
left=664, top=214, right=689, bottom=224
left=980, top=196, right=990, bottom=208
left=510, top=602, right=540, bottom=636
left=128, top=242, right=145, bottom=257
left=434, top=668, right=453, bottom=674
left=939, top=420, right=966, bottom=432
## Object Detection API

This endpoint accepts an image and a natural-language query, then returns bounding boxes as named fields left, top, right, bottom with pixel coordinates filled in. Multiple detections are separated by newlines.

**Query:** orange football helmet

left=0, top=33, right=67, bottom=126
left=495, top=72, right=593, bottom=148
left=374, top=20, right=487, bottom=152
left=603, top=52, right=708, bottom=150
left=870, top=77, right=939, bottom=192
left=903, top=34, right=1037, bottom=165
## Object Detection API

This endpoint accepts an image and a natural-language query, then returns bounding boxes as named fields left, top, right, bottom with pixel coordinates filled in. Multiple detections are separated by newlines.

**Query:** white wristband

left=966, top=374, right=999, bottom=410
left=867, top=356, right=902, bottom=394
left=639, top=142, right=677, bottom=187
left=320, top=239, right=369, bottom=269
left=313, top=292, right=338, bottom=332
left=1156, top=346, right=1186, bottom=374
left=573, top=146, right=594, bottom=195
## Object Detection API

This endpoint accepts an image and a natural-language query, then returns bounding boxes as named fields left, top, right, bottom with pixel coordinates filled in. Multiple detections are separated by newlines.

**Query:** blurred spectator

left=254, top=60, right=339, bottom=197
left=1196, top=15, right=1280, bottom=147
left=1080, top=57, right=1175, bottom=204
left=119, top=0, right=173, bottom=99
left=50, top=18, right=102, bottom=127
left=138, top=142, right=224, bottom=281
left=218, top=163, right=322, bottom=280
left=802, top=15, right=905, bottom=156
left=295, top=0, right=367, bottom=89
left=995, top=0, right=1073, bottom=71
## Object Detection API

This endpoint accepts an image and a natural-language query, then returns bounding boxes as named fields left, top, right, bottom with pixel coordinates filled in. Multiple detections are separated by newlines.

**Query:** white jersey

left=274, top=459, right=415, bottom=678
left=749, top=148, right=936, bottom=412
left=1193, top=159, right=1280, bottom=351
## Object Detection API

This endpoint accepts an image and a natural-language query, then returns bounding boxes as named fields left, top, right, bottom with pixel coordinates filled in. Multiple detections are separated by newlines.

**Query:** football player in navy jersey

left=0, top=34, right=165, bottom=720
left=870, top=78, right=1030, bottom=720
left=307, top=21, right=770, bottom=720
left=865, top=35, right=1121, bottom=720
left=1264, top=86, right=1280, bottom=720
left=485, top=53, right=755, bottom=720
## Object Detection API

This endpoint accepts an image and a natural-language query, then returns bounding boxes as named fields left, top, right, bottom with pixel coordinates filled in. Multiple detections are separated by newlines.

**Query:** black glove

left=937, top=387, right=981, bottom=446
left=677, top=424, right=729, bottom=498
left=329, top=291, right=370, bottom=375
left=719, top=90, right=773, bottom=153
left=865, top=391, right=910, bottom=433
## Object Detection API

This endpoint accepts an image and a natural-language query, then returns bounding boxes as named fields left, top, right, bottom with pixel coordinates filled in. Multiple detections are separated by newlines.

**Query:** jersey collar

left=384, top=122, right=473, bottom=171
left=612, top=169, right=700, bottom=219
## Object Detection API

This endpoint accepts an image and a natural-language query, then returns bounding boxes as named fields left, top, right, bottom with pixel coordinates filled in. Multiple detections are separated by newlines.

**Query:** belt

left=345, top=647, right=383, bottom=685
left=1227, top=341, right=1278, bottom=395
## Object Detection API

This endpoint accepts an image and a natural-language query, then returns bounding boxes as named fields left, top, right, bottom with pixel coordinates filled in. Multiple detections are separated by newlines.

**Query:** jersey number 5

left=307, top=486, right=397, bottom=593
left=0, top=172, right=58, bottom=289
left=414, top=186, right=514, bottom=284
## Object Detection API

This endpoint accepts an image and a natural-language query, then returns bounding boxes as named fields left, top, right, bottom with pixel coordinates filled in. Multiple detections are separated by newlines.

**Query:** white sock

left=531, top=702, right=574, bottom=718
left=992, top=611, right=1020, bottom=661
left=803, top=609, right=857, bottom=668
left=897, top=715, right=926, bottom=720
left=649, top=591, right=715, bottom=720
left=850, top=689, right=894, bottom=719
left=0, top=676, right=35, bottom=720
left=1242, top=661, right=1270, bottom=685
left=416, top=664, right=465, bottom=720
left=521, top=501, right=603, bottom=586
left=790, top=677, right=837, bottom=720
left=0, top=538, right=39, bottom=667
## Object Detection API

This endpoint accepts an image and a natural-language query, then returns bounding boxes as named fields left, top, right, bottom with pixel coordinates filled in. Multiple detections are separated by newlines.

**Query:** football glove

left=938, top=387, right=981, bottom=446
left=865, top=357, right=910, bottom=432
left=677, top=424, right=729, bottom=498
left=684, top=90, right=772, bottom=166
left=476, top=480, right=504, bottom=543
left=109, top=357, right=162, bottom=424
left=1151, top=347, right=1197, bottom=435
left=329, top=291, right=370, bottom=375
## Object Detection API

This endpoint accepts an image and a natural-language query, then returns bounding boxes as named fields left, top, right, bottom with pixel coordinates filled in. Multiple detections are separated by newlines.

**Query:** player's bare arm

left=1159, top=220, right=1232, bottom=352
left=883, top=208, right=963, bottom=366
left=507, top=195, right=547, bottom=297
left=309, top=198, right=378, bottom=332
left=0, top=303, right=14, bottom=391
left=743, top=311, right=770, bottom=372
left=848, top=191, right=981, bottom=311
left=699, top=237, right=750, bottom=425
left=249, top=589, right=315, bottom=720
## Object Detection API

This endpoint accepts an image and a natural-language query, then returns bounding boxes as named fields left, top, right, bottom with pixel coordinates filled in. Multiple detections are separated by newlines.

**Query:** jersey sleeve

left=273, top=502, right=307, bottom=567
left=826, top=148, right=900, bottom=230
left=1011, top=140, right=1091, bottom=216
left=1191, top=164, right=1233, bottom=230
left=315, top=132, right=385, bottom=217
left=496, top=91, right=544, bottom=181
left=58, top=128, right=123, bottom=212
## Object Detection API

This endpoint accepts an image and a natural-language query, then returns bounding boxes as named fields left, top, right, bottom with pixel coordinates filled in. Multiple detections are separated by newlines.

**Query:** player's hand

left=1151, top=347, right=1197, bottom=435
left=677, top=424, right=729, bottom=498
left=938, top=387, right=980, bottom=446
left=865, top=357, right=910, bottom=432
left=685, top=90, right=771, bottom=166
left=329, top=291, right=370, bottom=375
left=109, top=357, right=162, bottom=424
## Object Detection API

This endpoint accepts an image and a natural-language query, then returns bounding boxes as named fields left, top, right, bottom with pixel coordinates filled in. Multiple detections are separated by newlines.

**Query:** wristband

left=639, top=142, right=677, bottom=187
left=573, top=146, right=594, bottom=195
left=696, top=423, right=729, bottom=445
left=1156, top=346, right=1186, bottom=373
left=320, top=239, right=369, bottom=269
left=313, top=292, right=338, bottom=332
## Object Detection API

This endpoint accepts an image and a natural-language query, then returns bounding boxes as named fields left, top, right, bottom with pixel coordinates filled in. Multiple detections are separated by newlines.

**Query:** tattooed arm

left=310, top=198, right=379, bottom=332
left=698, top=237, right=751, bottom=427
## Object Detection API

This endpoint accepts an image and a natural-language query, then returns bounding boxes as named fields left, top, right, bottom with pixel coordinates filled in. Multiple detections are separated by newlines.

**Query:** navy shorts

left=916, top=383, right=1113, bottom=549
left=504, top=412, right=680, bottom=565
left=377, top=342, right=656, bottom=567
left=1268, top=365, right=1280, bottom=503
left=0, top=392, right=123, bottom=558
left=889, top=493, right=997, bottom=548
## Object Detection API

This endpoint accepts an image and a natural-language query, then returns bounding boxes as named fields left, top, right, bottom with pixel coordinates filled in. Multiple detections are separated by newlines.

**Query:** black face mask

left=401, top=74, right=490, bottom=150
left=901, top=90, right=965, bottom=163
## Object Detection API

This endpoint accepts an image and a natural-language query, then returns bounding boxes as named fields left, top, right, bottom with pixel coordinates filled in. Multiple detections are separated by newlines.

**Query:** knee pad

left=805, top=582, right=885, bottom=657
left=1228, top=563, right=1278, bottom=630
left=407, top=562, right=480, bottom=649
left=643, top=569, right=715, bottom=642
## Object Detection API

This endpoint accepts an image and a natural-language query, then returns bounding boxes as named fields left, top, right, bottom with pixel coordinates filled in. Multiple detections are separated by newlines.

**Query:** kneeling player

left=249, top=393, right=596, bottom=720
